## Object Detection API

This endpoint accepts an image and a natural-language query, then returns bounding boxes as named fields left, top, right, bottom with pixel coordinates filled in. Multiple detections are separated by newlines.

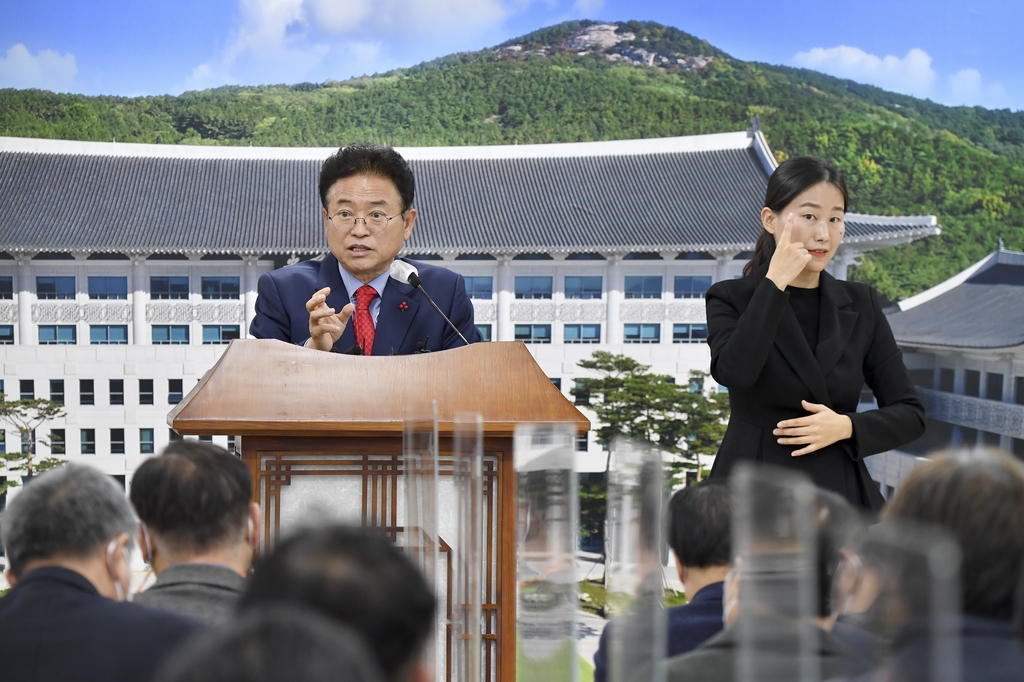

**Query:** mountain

left=1, top=19, right=1022, bottom=302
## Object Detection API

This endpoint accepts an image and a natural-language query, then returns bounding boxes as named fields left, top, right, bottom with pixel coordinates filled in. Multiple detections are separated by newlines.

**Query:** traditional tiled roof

left=0, top=132, right=938, bottom=256
left=888, top=249, right=1024, bottom=349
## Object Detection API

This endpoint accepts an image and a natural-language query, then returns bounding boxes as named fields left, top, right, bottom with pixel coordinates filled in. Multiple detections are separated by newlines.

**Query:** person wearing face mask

left=0, top=464, right=203, bottom=682
left=705, top=157, right=925, bottom=511
left=130, top=441, right=261, bottom=626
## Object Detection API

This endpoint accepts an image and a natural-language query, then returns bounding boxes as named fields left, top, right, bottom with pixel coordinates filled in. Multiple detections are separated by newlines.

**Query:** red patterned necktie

left=353, top=285, right=378, bottom=355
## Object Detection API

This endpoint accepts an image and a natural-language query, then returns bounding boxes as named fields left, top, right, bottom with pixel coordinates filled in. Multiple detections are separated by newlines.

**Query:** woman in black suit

left=706, top=157, right=925, bottom=510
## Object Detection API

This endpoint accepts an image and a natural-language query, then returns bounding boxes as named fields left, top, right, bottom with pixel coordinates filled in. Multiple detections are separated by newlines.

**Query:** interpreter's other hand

left=305, top=287, right=354, bottom=352
left=774, top=400, right=854, bottom=457
left=765, top=213, right=812, bottom=291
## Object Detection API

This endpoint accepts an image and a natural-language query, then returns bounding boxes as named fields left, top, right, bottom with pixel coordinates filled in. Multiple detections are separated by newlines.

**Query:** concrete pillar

left=713, top=251, right=739, bottom=284
left=132, top=256, right=148, bottom=345
left=17, top=254, right=33, bottom=345
left=606, top=254, right=623, bottom=344
left=244, top=256, right=259, bottom=336
left=496, top=255, right=513, bottom=342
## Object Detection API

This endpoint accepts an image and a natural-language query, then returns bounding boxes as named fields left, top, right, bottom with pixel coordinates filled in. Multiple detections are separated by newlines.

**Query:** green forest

left=1, top=19, right=1022, bottom=302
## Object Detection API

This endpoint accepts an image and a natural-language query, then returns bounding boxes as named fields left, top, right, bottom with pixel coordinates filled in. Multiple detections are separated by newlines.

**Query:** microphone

left=390, top=261, right=469, bottom=347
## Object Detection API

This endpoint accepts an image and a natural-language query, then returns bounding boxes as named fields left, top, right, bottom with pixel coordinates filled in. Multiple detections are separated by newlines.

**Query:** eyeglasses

left=326, top=209, right=405, bottom=234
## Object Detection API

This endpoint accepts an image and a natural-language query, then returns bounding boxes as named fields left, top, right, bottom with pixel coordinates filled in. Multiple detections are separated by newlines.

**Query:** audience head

left=884, top=447, right=1024, bottom=622
left=814, top=489, right=865, bottom=618
left=154, top=606, right=384, bottom=682
left=668, top=481, right=731, bottom=574
left=0, top=464, right=136, bottom=600
left=129, top=441, right=258, bottom=573
left=238, top=524, right=436, bottom=682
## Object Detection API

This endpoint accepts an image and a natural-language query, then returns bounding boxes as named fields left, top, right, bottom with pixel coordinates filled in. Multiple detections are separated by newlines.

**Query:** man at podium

left=250, top=144, right=481, bottom=355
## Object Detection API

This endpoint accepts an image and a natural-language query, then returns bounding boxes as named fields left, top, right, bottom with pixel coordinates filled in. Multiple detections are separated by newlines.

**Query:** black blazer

left=0, top=567, right=203, bottom=682
left=705, top=264, right=925, bottom=510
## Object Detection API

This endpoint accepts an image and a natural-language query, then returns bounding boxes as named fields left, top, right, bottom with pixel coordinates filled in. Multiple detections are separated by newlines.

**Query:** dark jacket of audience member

left=882, top=448, right=1024, bottom=681
left=129, top=441, right=258, bottom=626
left=594, top=482, right=731, bottom=682
left=237, top=525, right=436, bottom=682
left=0, top=465, right=202, bottom=682
left=154, top=606, right=384, bottom=682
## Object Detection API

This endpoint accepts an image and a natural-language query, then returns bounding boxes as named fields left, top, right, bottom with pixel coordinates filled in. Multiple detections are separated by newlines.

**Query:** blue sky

left=1, top=0, right=1020, bottom=111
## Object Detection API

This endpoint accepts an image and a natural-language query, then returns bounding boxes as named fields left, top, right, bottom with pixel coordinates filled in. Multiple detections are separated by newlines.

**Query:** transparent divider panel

left=605, top=438, right=667, bottom=682
left=514, top=424, right=578, bottom=682
left=453, top=413, right=485, bottom=682
left=832, top=520, right=961, bottom=682
left=405, top=402, right=441, bottom=682
left=731, top=463, right=819, bottom=682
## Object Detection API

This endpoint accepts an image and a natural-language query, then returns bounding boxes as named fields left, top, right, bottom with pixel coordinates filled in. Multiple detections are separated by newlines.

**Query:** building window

left=0, top=326, right=12, bottom=344
left=21, top=431, right=31, bottom=454
left=0, top=430, right=5, bottom=453
left=982, top=431, right=1001, bottom=447
left=576, top=434, right=588, bottom=452
left=550, top=378, right=562, bottom=389
left=49, top=379, right=64, bottom=404
left=624, top=323, right=661, bottom=344
left=564, top=276, right=603, bottom=300
left=109, top=379, right=124, bottom=406
left=475, top=324, right=492, bottom=342
left=151, top=276, right=189, bottom=300
left=169, top=428, right=183, bottom=442
left=111, top=428, right=125, bottom=455
left=139, top=379, right=154, bottom=405
left=624, top=276, right=662, bottom=299
left=0, top=276, right=12, bottom=299
left=986, top=373, right=1004, bottom=401
left=574, top=380, right=590, bottom=406
left=20, top=379, right=33, bottom=401
left=674, top=276, right=712, bottom=299
left=201, top=276, right=240, bottom=300
left=81, top=429, right=96, bottom=455
left=908, top=369, right=934, bottom=389
left=50, top=429, right=66, bottom=454
left=90, top=325, right=128, bottom=345
left=514, top=276, right=553, bottom=300
left=964, top=370, right=981, bottom=397
left=227, top=435, right=237, bottom=453
left=39, top=325, right=76, bottom=345
left=87, top=276, right=128, bottom=300
left=1016, top=377, right=1024, bottom=405
left=464, top=276, right=493, bottom=299
left=514, top=324, right=551, bottom=344
left=80, top=379, right=94, bottom=405
left=140, top=428, right=155, bottom=454
left=168, top=379, right=183, bottom=404
left=672, top=323, right=708, bottom=344
left=199, top=435, right=213, bottom=442
left=939, top=368, right=954, bottom=393
left=564, top=324, right=601, bottom=344
left=202, top=325, right=240, bottom=345
left=36, top=276, right=75, bottom=300
left=152, top=325, right=190, bottom=345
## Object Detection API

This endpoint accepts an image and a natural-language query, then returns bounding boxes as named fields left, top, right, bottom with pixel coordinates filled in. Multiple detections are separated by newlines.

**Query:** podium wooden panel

left=169, top=339, right=590, bottom=682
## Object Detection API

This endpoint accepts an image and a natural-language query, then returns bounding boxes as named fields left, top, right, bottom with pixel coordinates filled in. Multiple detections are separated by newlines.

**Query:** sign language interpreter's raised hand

left=765, top=213, right=812, bottom=290
left=304, top=286, right=355, bottom=351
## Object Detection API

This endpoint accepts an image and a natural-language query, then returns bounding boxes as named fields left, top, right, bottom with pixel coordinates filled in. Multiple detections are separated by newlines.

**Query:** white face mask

left=105, top=538, right=130, bottom=603
left=722, top=564, right=739, bottom=626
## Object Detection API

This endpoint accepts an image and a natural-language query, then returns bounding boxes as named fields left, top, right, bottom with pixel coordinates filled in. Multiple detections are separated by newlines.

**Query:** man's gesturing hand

left=766, top=213, right=812, bottom=291
left=305, top=287, right=354, bottom=352
left=774, top=400, right=854, bottom=457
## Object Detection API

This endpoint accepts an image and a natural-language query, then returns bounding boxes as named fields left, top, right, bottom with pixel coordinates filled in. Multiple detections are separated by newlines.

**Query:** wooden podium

left=168, top=339, right=590, bottom=682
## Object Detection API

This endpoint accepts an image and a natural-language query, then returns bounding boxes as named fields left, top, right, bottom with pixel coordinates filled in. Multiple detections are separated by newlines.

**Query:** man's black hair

left=129, top=441, right=252, bottom=553
left=238, top=525, right=436, bottom=682
left=667, top=481, right=731, bottom=568
left=318, top=144, right=416, bottom=212
left=154, top=606, right=383, bottom=682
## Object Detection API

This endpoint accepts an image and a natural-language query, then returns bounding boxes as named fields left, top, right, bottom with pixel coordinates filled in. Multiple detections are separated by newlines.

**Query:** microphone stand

left=407, top=272, right=470, bottom=346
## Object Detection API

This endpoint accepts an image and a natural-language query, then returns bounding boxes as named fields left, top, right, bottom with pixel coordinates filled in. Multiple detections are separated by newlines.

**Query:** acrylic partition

left=832, top=521, right=961, bottom=682
left=604, top=438, right=667, bottom=682
left=731, top=463, right=819, bottom=682
left=514, top=424, right=578, bottom=682
left=452, top=413, right=485, bottom=682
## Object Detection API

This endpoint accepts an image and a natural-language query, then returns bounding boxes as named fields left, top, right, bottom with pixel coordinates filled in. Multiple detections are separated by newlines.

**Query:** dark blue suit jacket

left=0, top=567, right=203, bottom=682
left=594, top=581, right=724, bottom=682
left=250, top=254, right=481, bottom=354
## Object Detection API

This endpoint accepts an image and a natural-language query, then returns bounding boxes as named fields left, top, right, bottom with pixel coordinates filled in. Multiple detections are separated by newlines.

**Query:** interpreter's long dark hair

left=743, top=157, right=850, bottom=277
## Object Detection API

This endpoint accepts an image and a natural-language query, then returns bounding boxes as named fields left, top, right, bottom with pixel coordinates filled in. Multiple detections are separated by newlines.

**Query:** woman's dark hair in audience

left=744, top=156, right=850, bottom=277
left=130, top=441, right=252, bottom=553
left=238, top=525, right=436, bottom=682
left=319, top=144, right=416, bottom=211
left=154, top=606, right=383, bottom=682
left=884, top=448, right=1024, bottom=622
left=668, top=481, right=731, bottom=567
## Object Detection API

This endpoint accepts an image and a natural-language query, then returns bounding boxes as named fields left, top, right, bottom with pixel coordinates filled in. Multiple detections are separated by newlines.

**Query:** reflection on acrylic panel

left=833, top=521, right=961, bottom=682
left=453, top=414, right=485, bottom=682
left=514, top=424, right=578, bottom=682
left=605, top=438, right=667, bottom=682
left=730, top=464, right=819, bottom=682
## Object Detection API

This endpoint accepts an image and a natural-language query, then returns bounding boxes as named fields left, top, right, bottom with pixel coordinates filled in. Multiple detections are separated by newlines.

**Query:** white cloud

left=0, top=43, right=77, bottom=91
left=572, top=0, right=603, bottom=13
left=793, top=45, right=936, bottom=98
